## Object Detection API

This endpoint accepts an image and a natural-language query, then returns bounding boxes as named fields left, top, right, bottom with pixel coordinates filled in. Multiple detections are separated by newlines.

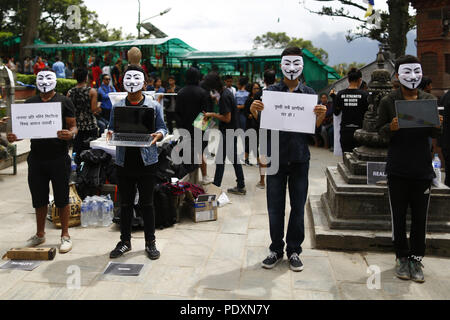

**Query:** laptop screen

left=395, top=99, right=440, bottom=129
left=114, top=106, right=155, bottom=133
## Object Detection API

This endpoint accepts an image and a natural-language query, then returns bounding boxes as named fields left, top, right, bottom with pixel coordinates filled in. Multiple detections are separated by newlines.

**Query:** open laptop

left=395, top=99, right=440, bottom=129
left=108, top=106, right=155, bottom=147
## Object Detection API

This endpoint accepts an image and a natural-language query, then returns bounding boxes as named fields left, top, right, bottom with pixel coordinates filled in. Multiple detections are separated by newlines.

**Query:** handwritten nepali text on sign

left=11, top=103, right=62, bottom=139
left=260, top=90, right=317, bottom=134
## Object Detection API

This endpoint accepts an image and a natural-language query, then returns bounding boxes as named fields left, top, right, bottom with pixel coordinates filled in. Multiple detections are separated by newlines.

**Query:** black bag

left=153, top=184, right=177, bottom=229
left=155, top=142, right=177, bottom=183
left=76, top=149, right=112, bottom=199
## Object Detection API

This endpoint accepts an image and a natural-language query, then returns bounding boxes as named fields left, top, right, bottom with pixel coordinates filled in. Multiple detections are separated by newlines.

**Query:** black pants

left=443, top=148, right=450, bottom=187
left=340, top=128, right=359, bottom=154
left=213, top=134, right=245, bottom=189
left=165, top=111, right=176, bottom=134
left=117, top=167, right=156, bottom=244
left=73, top=129, right=98, bottom=165
left=267, top=162, right=309, bottom=257
left=387, top=175, right=431, bottom=260
left=27, top=154, right=70, bottom=208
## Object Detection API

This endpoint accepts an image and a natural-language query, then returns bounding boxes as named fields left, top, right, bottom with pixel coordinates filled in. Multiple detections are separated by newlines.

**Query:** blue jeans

left=267, top=161, right=309, bottom=257
left=213, top=134, right=245, bottom=189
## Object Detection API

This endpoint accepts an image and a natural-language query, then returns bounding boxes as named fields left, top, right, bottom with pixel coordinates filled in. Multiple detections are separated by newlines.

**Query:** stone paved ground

left=0, top=141, right=449, bottom=300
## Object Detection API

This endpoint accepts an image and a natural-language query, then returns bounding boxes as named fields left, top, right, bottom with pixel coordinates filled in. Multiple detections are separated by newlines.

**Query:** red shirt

left=92, top=66, right=102, bottom=87
left=33, top=61, right=45, bottom=75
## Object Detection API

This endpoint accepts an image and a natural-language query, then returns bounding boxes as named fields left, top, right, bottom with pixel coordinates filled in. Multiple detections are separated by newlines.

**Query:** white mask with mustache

left=123, top=70, right=145, bottom=93
left=36, top=71, right=57, bottom=93
left=281, top=56, right=304, bottom=81
left=398, top=63, right=423, bottom=90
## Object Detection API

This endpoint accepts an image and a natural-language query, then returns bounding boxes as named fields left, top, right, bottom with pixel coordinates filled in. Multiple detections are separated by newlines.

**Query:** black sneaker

left=244, top=159, right=253, bottom=166
left=261, top=251, right=282, bottom=269
left=395, top=257, right=411, bottom=280
left=409, top=259, right=425, bottom=283
left=288, top=253, right=304, bottom=272
left=110, top=241, right=131, bottom=259
left=227, top=186, right=246, bottom=195
left=146, top=241, right=160, bottom=260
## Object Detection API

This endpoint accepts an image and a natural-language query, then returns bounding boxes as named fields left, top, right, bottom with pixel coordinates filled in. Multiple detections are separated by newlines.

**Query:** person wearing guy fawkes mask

left=250, top=47, right=327, bottom=272
left=107, top=65, right=167, bottom=260
left=7, top=68, right=78, bottom=254
left=377, top=55, right=443, bottom=283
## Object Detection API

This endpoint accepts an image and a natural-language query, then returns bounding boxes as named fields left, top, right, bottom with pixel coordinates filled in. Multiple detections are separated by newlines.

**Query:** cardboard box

left=192, top=184, right=222, bottom=223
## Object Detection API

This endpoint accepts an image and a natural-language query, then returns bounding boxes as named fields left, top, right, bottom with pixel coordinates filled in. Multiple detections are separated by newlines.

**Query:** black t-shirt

left=334, top=88, right=369, bottom=130
left=26, top=93, right=75, bottom=160
left=218, top=89, right=239, bottom=131
left=175, top=84, right=211, bottom=134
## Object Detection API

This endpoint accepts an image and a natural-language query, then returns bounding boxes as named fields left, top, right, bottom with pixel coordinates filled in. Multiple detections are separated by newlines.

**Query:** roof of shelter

left=23, top=37, right=196, bottom=57
left=180, top=48, right=340, bottom=80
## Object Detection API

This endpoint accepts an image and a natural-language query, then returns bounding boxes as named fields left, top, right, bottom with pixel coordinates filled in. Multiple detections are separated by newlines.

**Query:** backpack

left=153, top=184, right=177, bottom=229
left=76, top=149, right=112, bottom=199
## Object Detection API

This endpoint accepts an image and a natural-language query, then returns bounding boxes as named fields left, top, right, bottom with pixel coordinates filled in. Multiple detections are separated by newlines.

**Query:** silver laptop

left=108, top=106, right=155, bottom=147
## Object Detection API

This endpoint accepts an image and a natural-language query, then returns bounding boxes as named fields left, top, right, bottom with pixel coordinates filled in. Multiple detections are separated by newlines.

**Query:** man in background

left=52, top=56, right=66, bottom=79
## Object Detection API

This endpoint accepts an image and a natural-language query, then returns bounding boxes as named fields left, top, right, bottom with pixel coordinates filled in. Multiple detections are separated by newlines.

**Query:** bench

left=0, top=143, right=17, bottom=175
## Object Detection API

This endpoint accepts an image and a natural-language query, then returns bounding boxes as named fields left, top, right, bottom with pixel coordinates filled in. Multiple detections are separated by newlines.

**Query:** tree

left=20, top=0, right=40, bottom=60
left=332, top=62, right=366, bottom=77
left=0, top=0, right=131, bottom=57
left=304, top=0, right=415, bottom=58
left=253, top=32, right=329, bottom=64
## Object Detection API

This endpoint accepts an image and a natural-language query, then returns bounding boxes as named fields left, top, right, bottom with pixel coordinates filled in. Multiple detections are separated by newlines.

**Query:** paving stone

left=337, top=281, right=386, bottom=300
left=0, top=269, right=31, bottom=297
left=220, top=215, right=249, bottom=235
left=1, top=282, right=85, bottom=300
left=78, top=281, right=141, bottom=300
left=247, top=228, right=271, bottom=247
left=235, top=268, right=292, bottom=300
left=293, top=288, right=341, bottom=300
left=291, top=256, right=337, bottom=292
left=328, top=251, right=368, bottom=283
left=163, top=242, right=212, bottom=258
left=243, top=246, right=268, bottom=270
left=194, top=287, right=238, bottom=300
left=176, top=217, right=221, bottom=232
left=143, top=264, right=200, bottom=297
left=197, top=258, right=241, bottom=291
left=248, top=214, right=269, bottom=229
left=210, top=233, right=246, bottom=262
left=22, top=253, right=108, bottom=286
left=137, top=292, right=190, bottom=300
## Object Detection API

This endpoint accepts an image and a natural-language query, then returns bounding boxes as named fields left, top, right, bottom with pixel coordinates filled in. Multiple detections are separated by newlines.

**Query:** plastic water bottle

left=88, top=201, right=96, bottom=227
left=70, top=152, right=77, bottom=183
left=81, top=202, right=88, bottom=227
left=432, top=154, right=442, bottom=186
left=101, top=201, right=110, bottom=227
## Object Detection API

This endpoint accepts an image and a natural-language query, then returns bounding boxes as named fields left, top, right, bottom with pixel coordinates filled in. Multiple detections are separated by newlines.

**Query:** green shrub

left=16, top=74, right=77, bottom=95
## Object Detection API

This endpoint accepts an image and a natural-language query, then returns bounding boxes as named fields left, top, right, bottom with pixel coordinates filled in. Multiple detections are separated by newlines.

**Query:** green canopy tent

left=24, top=37, right=196, bottom=68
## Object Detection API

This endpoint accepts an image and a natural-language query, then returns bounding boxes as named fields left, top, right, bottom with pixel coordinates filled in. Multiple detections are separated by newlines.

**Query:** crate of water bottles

left=81, top=195, right=114, bottom=228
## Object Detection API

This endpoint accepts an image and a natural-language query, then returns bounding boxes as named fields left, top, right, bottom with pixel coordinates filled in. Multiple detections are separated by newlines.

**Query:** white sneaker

left=59, top=236, right=72, bottom=254
left=201, top=175, right=214, bottom=185
left=26, top=235, right=45, bottom=247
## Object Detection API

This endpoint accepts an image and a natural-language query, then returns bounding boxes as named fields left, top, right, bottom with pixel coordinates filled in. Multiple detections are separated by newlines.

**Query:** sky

left=83, top=0, right=416, bottom=66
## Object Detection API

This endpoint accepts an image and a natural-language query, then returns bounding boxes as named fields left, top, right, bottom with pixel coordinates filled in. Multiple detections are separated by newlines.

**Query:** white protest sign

left=260, top=90, right=317, bottom=134
left=11, top=103, right=62, bottom=139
